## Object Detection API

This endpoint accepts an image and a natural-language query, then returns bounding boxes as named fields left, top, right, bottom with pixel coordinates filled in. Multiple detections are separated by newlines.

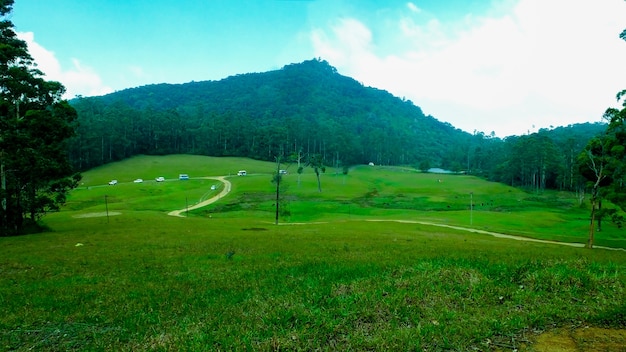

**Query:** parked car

left=134, top=179, right=143, bottom=183
left=237, top=170, right=247, bottom=176
left=179, top=174, right=189, bottom=180
left=155, top=176, right=165, bottom=182
left=108, top=180, right=118, bottom=185
left=279, top=169, right=287, bottom=174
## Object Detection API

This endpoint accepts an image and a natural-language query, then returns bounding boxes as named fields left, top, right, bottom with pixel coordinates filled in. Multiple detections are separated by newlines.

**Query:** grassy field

left=66, top=155, right=626, bottom=248
left=1, top=155, right=625, bottom=351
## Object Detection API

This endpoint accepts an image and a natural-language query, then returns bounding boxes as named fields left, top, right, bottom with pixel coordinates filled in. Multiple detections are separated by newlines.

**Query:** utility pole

left=470, top=192, right=473, bottom=226
left=105, top=195, right=109, bottom=223
left=275, top=156, right=281, bottom=225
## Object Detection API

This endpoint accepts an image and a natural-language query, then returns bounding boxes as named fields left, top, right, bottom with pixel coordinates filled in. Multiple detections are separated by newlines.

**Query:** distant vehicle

left=108, top=180, right=118, bottom=185
left=211, top=185, right=216, bottom=190
left=133, top=179, right=143, bottom=183
left=179, top=174, right=189, bottom=180
left=155, top=176, right=165, bottom=182
left=237, top=170, right=247, bottom=176
left=279, top=169, right=287, bottom=175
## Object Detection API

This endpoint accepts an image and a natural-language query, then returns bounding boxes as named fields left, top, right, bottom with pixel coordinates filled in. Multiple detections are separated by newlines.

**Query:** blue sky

left=11, top=0, right=626, bottom=137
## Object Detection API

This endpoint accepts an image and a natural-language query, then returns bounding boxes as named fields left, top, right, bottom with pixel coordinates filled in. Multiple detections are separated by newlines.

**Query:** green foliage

left=486, top=124, right=606, bottom=191
left=0, top=1, right=78, bottom=235
left=68, top=59, right=471, bottom=170
left=577, top=92, right=626, bottom=246
left=67, top=58, right=607, bottom=199
left=305, top=153, right=326, bottom=192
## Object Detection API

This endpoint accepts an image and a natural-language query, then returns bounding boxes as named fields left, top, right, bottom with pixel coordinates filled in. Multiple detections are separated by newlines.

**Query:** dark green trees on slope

left=69, top=59, right=469, bottom=170
left=0, top=0, right=79, bottom=235
left=68, top=59, right=605, bottom=196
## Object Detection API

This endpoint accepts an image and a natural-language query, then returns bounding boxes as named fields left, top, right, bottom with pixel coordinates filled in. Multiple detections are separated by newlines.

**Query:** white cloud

left=406, top=2, right=421, bottom=14
left=311, top=18, right=376, bottom=68
left=311, top=0, right=626, bottom=137
left=17, top=32, right=113, bottom=98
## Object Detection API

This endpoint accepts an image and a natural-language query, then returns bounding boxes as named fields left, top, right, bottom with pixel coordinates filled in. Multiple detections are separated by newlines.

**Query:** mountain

left=68, top=59, right=472, bottom=170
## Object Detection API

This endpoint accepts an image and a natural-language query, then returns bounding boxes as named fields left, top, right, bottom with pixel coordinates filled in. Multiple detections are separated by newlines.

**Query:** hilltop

left=69, top=59, right=470, bottom=170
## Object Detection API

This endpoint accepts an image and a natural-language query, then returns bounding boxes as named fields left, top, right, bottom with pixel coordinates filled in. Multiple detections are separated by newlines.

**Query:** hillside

left=67, top=59, right=607, bottom=194
left=69, top=59, right=471, bottom=170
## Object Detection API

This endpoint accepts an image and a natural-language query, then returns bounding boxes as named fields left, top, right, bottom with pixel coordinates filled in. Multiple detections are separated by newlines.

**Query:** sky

left=10, top=0, right=626, bottom=137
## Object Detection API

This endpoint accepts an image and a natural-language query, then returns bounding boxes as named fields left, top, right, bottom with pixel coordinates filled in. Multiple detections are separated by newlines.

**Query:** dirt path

left=165, top=180, right=623, bottom=252
left=366, top=219, right=626, bottom=252
left=167, top=176, right=231, bottom=217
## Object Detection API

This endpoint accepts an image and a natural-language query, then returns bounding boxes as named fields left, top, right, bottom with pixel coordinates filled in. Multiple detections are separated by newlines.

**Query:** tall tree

left=577, top=24, right=626, bottom=248
left=0, top=0, right=79, bottom=235
left=578, top=94, right=626, bottom=248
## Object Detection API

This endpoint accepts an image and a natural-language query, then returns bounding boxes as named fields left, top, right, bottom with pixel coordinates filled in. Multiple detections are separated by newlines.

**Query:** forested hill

left=68, top=58, right=607, bottom=193
left=69, top=59, right=471, bottom=170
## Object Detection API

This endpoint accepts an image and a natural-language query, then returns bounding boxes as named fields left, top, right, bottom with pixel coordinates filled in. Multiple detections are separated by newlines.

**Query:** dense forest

left=68, top=58, right=606, bottom=192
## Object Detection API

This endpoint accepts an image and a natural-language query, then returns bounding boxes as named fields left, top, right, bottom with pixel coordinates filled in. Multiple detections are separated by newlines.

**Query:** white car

left=155, top=176, right=165, bottom=182
left=108, top=180, right=118, bottom=185
left=133, top=179, right=143, bottom=183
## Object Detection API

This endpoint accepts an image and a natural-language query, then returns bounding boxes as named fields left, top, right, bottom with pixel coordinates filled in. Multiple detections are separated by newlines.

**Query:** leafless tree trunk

left=586, top=149, right=605, bottom=249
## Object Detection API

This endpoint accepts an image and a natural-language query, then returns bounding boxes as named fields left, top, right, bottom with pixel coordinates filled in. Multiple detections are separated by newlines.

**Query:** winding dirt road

left=166, top=177, right=623, bottom=251
left=167, top=176, right=231, bottom=217
left=366, top=219, right=625, bottom=252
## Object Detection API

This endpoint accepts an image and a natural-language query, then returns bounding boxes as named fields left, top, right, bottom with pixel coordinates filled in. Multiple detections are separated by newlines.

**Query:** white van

left=237, top=170, right=247, bottom=176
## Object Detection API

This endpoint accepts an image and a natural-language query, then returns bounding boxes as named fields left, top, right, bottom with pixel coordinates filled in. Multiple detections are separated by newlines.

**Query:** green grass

left=63, top=155, right=626, bottom=247
left=79, top=154, right=276, bottom=186
left=68, top=178, right=223, bottom=213
left=2, top=217, right=625, bottom=351
left=2, top=155, right=626, bottom=350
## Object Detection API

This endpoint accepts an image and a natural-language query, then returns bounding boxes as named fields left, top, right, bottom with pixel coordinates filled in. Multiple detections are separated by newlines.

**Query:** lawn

left=1, top=155, right=625, bottom=351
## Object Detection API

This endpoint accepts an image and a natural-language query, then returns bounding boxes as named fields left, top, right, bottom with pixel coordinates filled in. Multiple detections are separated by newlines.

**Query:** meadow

left=1, top=155, right=625, bottom=351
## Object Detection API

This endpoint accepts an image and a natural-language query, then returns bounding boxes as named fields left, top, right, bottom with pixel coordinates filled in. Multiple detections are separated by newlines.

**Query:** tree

left=306, top=154, right=325, bottom=192
left=291, top=149, right=304, bottom=187
left=576, top=25, right=626, bottom=248
left=578, top=137, right=609, bottom=248
left=272, top=155, right=283, bottom=225
left=0, top=0, right=79, bottom=235
left=578, top=95, right=626, bottom=248
left=419, top=160, right=430, bottom=172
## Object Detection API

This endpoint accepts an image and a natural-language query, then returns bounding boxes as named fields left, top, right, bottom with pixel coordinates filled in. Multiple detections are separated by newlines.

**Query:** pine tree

left=0, top=0, right=79, bottom=235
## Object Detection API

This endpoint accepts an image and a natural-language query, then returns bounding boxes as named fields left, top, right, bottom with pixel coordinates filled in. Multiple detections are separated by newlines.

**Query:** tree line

left=68, top=59, right=607, bottom=195
left=69, top=59, right=470, bottom=171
